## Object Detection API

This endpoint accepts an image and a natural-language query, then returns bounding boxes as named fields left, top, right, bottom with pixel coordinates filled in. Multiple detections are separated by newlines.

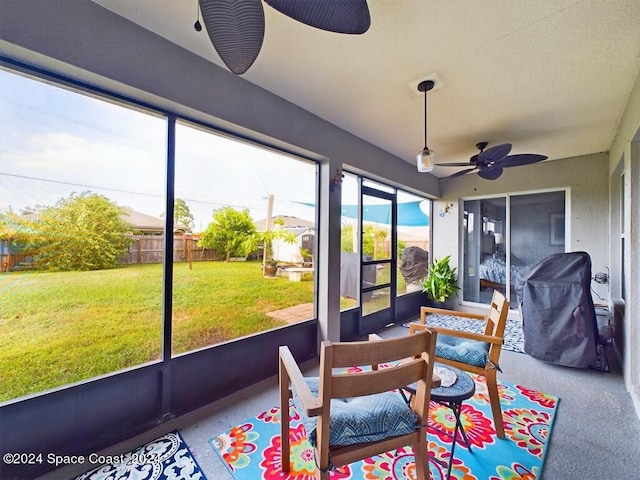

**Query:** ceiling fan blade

left=434, top=162, right=475, bottom=167
left=444, top=167, right=477, bottom=179
left=478, top=143, right=512, bottom=165
left=265, top=0, right=371, bottom=34
left=199, top=0, right=265, bottom=75
left=498, top=153, right=548, bottom=168
left=478, top=165, right=504, bottom=180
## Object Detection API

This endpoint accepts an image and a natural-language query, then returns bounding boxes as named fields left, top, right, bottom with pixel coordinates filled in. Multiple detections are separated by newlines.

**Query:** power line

left=1, top=171, right=160, bottom=199
left=0, top=171, right=308, bottom=215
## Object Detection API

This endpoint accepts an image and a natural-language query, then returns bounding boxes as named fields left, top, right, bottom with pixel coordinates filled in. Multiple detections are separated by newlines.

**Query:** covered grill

left=515, top=252, right=599, bottom=368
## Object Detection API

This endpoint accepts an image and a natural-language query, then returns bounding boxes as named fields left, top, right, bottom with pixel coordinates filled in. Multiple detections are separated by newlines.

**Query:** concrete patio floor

left=36, top=323, right=640, bottom=480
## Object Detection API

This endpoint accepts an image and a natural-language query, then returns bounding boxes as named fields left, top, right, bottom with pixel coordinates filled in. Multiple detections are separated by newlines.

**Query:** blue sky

left=0, top=67, right=430, bottom=235
left=0, top=67, right=317, bottom=231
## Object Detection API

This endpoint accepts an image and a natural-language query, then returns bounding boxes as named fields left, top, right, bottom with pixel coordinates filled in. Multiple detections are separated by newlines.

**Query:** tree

left=26, top=192, right=132, bottom=271
left=0, top=210, right=21, bottom=241
left=341, top=223, right=355, bottom=252
left=340, top=223, right=389, bottom=259
left=199, top=207, right=257, bottom=261
left=241, top=228, right=297, bottom=265
left=174, top=198, right=194, bottom=231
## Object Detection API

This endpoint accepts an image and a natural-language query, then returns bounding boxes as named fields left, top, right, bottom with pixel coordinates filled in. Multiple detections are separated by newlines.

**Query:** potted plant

left=421, top=255, right=459, bottom=308
left=241, top=228, right=297, bottom=278
left=263, top=259, right=278, bottom=277
left=299, top=247, right=313, bottom=267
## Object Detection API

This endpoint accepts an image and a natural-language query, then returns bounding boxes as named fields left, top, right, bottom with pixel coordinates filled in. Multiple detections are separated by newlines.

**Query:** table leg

left=438, top=401, right=472, bottom=480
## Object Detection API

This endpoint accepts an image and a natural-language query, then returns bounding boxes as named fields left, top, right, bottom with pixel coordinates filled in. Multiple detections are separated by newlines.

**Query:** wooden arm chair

left=409, top=290, right=510, bottom=439
left=279, top=329, right=438, bottom=480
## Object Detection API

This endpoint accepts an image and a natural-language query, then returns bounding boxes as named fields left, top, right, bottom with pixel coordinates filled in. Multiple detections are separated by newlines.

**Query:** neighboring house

left=122, top=209, right=165, bottom=235
left=122, top=209, right=191, bottom=265
left=255, top=216, right=315, bottom=264
left=122, top=209, right=187, bottom=235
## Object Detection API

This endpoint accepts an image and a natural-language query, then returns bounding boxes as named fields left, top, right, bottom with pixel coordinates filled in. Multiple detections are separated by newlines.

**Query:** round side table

left=404, top=364, right=476, bottom=480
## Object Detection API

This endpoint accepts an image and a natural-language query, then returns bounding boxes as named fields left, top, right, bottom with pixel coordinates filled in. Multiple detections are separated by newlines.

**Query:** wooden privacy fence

left=0, top=236, right=221, bottom=272
left=124, top=235, right=221, bottom=264
left=0, top=253, right=33, bottom=272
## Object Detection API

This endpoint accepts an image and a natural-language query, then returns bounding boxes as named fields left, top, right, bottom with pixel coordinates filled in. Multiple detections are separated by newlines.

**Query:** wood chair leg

left=413, top=430, right=429, bottom=480
left=279, top=364, right=291, bottom=472
left=316, top=423, right=330, bottom=480
left=485, top=369, right=505, bottom=439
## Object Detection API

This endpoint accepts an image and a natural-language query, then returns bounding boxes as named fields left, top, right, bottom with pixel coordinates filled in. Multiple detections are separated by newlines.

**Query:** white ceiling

left=93, top=0, right=640, bottom=178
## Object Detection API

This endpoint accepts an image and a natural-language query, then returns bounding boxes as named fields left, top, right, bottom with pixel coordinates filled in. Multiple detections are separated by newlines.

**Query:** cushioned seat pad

left=436, top=335, right=490, bottom=367
left=293, top=377, right=418, bottom=447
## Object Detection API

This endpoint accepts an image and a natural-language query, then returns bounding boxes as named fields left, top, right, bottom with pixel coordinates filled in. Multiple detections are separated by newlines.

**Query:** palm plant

left=421, top=255, right=459, bottom=304
left=241, top=228, right=297, bottom=264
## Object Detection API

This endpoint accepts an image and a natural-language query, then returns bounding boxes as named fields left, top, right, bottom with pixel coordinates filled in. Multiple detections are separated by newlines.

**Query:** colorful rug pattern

left=404, top=314, right=526, bottom=354
left=210, top=376, right=558, bottom=479
left=75, top=431, right=205, bottom=480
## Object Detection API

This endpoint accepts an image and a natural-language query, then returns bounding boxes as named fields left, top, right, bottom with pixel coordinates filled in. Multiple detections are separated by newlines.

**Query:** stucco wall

left=433, top=152, right=610, bottom=308
left=607, top=69, right=640, bottom=415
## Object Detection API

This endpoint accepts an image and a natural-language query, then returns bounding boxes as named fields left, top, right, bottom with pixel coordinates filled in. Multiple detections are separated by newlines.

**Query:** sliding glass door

left=463, top=190, right=566, bottom=306
left=463, top=197, right=507, bottom=304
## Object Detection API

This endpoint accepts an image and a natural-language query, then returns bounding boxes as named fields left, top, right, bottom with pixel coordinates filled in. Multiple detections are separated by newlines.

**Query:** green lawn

left=0, top=261, right=314, bottom=401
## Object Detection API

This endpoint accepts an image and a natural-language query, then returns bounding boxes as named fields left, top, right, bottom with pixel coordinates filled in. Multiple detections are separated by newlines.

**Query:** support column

left=317, top=158, right=343, bottom=343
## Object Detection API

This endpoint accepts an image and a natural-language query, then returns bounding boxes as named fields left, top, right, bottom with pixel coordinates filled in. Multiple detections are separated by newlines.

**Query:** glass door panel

left=463, top=198, right=506, bottom=304
left=360, top=186, right=395, bottom=331
left=396, top=191, right=431, bottom=295
left=463, top=191, right=566, bottom=307
left=510, top=191, right=566, bottom=299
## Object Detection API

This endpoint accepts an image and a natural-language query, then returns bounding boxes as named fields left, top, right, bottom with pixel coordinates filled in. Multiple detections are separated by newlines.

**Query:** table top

left=405, top=363, right=476, bottom=403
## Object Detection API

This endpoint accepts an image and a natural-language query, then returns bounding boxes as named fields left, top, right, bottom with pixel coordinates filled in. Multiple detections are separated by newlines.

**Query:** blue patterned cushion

left=437, top=335, right=490, bottom=367
left=293, top=377, right=418, bottom=447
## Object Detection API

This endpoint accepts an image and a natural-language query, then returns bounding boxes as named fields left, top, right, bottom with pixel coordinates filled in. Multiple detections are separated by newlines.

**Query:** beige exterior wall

left=430, top=70, right=640, bottom=420
left=433, top=152, right=609, bottom=307
left=607, top=70, right=640, bottom=417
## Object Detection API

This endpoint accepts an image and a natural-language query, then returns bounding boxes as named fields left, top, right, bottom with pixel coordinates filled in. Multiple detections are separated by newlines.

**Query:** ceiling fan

left=197, top=0, right=371, bottom=75
left=437, top=142, right=548, bottom=180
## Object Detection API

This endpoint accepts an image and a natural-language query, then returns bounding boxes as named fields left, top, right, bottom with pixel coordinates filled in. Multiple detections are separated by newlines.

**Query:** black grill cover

left=515, top=252, right=599, bottom=368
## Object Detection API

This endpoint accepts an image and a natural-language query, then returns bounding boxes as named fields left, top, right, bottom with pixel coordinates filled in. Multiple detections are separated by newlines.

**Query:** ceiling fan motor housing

left=436, top=141, right=548, bottom=180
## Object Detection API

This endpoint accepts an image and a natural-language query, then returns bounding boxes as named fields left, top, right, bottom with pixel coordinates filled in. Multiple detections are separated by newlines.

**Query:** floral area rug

left=404, top=314, right=526, bottom=353
left=75, top=431, right=206, bottom=480
left=210, top=376, right=558, bottom=479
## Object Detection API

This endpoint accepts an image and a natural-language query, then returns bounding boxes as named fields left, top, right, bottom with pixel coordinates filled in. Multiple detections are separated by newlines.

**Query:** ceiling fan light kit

left=416, top=79, right=435, bottom=173
left=417, top=147, right=435, bottom=173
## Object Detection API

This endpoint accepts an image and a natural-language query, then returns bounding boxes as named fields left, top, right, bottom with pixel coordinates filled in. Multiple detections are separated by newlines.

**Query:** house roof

left=17, top=209, right=183, bottom=235
left=254, top=215, right=314, bottom=231
left=93, top=0, right=640, bottom=179
left=121, top=209, right=165, bottom=233
left=122, top=209, right=187, bottom=234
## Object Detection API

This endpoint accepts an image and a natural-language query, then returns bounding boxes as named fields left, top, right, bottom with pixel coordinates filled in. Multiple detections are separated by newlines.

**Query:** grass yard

left=0, top=261, right=314, bottom=402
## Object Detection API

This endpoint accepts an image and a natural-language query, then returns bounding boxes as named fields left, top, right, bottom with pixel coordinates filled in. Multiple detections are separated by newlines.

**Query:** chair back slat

left=330, top=359, right=426, bottom=398
left=484, top=290, right=509, bottom=337
left=325, top=330, right=432, bottom=368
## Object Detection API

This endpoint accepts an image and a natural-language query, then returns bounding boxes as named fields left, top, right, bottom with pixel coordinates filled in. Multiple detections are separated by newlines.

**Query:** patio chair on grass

left=410, top=289, right=510, bottom=439
left=279, top=329, right=439, bottom=480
